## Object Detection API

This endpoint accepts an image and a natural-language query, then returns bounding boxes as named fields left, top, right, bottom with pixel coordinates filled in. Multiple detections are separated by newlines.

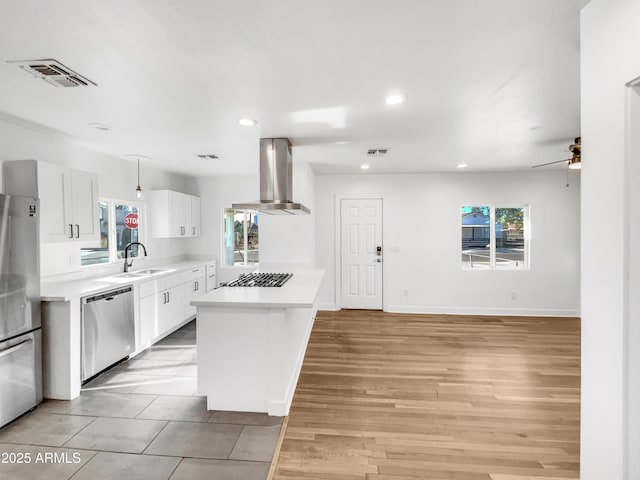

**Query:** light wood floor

left=272, top=310, right=580, bottom=480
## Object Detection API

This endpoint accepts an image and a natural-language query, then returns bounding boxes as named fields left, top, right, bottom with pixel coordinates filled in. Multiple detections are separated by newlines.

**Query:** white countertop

left=41, top=259, right=214, bottom=301
left=191, top=269, right=324, bottom=309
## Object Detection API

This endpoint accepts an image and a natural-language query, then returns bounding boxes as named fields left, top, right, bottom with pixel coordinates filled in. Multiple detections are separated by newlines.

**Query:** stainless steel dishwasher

left=81, top=286, right=135, bottom=382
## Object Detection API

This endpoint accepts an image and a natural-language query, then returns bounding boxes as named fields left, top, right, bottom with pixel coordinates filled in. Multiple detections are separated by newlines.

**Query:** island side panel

left=271, top=306, right=316, bottom=416
left=196, top=304, right=317, bottom=416
left=197, top=306, right=271, bottom=413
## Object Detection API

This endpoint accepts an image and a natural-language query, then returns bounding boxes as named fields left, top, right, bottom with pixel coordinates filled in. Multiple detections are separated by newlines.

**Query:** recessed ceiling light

left=385, top=93, right=407, bottom=105
left=89, top=122, right=110, bottom=131
left=456, top=163, right=468, bottom=169
left=238, top=118, right=257, bottom=127
left=360, top=164, right=370, bottom=170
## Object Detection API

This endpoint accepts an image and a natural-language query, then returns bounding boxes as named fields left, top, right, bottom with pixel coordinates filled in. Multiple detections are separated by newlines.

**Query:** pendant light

left=125, top=154, right=149, bottom=200
left=135, top=157, right=143, bottom=199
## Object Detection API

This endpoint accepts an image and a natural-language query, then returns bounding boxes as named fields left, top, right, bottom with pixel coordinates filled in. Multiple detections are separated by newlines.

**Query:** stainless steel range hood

left=232, top=138, right=310, bottom=215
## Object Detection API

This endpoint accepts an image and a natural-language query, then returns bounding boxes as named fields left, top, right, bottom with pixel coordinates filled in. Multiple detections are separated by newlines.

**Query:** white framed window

left=461, top=205, right=529, bottom=270
left=223, top=208, right=259, bottom=266
left=81, top=199, right=144, bottom=267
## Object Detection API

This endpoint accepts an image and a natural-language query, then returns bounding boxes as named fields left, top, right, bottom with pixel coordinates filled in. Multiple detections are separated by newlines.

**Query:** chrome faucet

left=124, top=242, right=148, bottom=272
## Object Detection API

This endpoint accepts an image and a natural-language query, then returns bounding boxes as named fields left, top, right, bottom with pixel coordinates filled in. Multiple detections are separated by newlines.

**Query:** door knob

left=376, top=258, right=382, bottom=263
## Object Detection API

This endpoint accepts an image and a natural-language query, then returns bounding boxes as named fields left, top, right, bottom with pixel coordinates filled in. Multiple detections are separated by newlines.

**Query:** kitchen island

left=191, top=269, right=324, bottom=416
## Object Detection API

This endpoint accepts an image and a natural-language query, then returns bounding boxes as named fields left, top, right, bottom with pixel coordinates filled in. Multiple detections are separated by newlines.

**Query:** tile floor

left=0, top=320, right=282, bottom=480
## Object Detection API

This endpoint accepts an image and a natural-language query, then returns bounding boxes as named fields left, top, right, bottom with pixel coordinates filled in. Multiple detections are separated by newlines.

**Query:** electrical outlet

left=511, top=292, right=517, bottom=300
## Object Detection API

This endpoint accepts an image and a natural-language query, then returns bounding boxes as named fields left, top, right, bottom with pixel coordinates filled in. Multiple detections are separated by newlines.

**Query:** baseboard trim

left=317, top=303, right=338, bottom=311
left=385, top=305, right=581, bottom=317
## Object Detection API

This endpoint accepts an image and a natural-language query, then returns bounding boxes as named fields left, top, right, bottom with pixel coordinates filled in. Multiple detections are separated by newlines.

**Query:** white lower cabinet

left=136, top=265, right=207, bottom=350
left=184, top=267, right=206, bottom=318
left=159, top=285, right=185, bottom=333
left=205, top=262, right=217, bottom=292
left=137, top=271, right=184, bottom=348
left=138, top=293, right=160, bottom=346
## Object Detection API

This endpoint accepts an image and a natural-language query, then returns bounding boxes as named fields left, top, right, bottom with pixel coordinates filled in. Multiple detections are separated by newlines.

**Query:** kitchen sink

left=98, top=268, right=173, bottom=284
left=131, top=268, right=171, bottom=275
left=99, top=272, right=149, bottom=283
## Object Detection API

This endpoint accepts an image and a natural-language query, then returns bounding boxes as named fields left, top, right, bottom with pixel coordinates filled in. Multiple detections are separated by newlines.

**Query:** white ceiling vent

left=366, top=148, right=389, bottom=156
left=196, top=154, right=219, bottom=159
left=10, top=59, right=97, bottom=88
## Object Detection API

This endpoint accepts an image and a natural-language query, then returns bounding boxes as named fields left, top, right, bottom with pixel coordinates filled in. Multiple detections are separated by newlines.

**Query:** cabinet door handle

left=193, top=281, right=197, bottom=292
left=196, top=281, right=199, bottom=291
left=75, top=224, right=80, bottom=238
left=69, top=224, right=74, bottom=238
left=167, top=291, right=170, bottom=303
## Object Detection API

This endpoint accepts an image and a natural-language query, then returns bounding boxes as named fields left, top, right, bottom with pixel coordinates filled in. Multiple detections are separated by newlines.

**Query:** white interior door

left=340, top=198, right=383, bottom=309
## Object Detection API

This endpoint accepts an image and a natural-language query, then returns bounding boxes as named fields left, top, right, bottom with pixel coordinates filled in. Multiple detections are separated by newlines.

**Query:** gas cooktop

left=224, top=272, right=293, bottom=288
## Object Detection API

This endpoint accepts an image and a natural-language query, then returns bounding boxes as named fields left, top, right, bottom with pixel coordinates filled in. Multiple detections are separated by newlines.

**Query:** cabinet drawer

left=138, top=280, right=156, bottom=299
left=184, top=266, right=205, bottom=282
left=138, top=272, right=185, bottom=298
left=206, top=273, right=217, bottom=292
left=156, top=272, right=185, bottom=291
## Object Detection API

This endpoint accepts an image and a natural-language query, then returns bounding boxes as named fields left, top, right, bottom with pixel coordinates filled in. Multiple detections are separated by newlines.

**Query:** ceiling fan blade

left=531, top=158, right=570, bottom=168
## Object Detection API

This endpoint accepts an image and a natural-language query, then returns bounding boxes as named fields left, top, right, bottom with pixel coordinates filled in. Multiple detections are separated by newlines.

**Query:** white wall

left=259, top=162, right=315, bottom=266
left=191, top=162, right=316, bottom=284
left=0, top=113, right=198, bottom=277
left=189, top=175, right=257, bottom=283
left=581, top=1, right=640, bottom=478
left=315, top=170, right=580, bottom=316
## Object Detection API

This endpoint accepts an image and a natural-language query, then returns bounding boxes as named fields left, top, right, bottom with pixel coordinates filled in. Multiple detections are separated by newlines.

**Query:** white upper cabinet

left=190, top=195, right=201, bottom=237
left=38, top=161, right=73, bottom=242
left=69, top=169, right=100, bottom=240
left=3, top=160, right=99, bottom=243
left=150, top=189, right=200, bottom=238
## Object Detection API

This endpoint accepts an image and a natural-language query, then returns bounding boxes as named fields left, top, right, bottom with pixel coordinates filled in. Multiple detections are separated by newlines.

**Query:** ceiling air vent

left=196, top=154, right=219, bottom=159
left=366, top=148, right=389, bottom=156
left=9, top=59, right=97, bottom=88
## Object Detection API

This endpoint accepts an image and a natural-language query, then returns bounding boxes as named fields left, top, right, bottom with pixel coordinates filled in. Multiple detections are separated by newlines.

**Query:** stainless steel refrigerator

left=0, top=193, right=42, bottom=428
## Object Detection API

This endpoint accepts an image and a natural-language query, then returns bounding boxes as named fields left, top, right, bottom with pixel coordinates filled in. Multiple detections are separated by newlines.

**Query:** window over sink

left=223, top=208, right=259, bottom=266
left=81, top=199, right=144, bottom=267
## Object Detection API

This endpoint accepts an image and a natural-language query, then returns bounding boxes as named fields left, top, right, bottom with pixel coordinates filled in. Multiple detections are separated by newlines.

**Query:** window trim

left=461, top=204, right=530, bottom=271
left=81, top=197, right=145, bottom=268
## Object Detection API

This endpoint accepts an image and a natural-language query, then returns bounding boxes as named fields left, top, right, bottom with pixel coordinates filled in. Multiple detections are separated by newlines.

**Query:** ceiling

left=0, top=0, right=589, bottom=176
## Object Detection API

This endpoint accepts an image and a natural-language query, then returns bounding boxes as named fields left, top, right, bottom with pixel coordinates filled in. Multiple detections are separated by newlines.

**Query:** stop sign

left=124, top=213, right=139, bottom=229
